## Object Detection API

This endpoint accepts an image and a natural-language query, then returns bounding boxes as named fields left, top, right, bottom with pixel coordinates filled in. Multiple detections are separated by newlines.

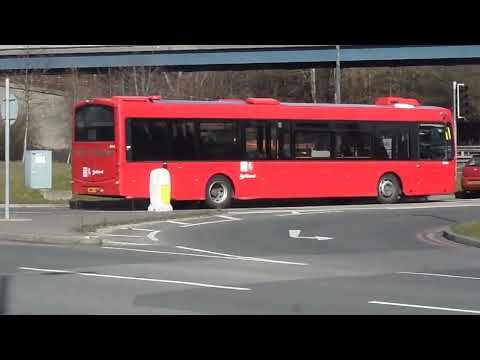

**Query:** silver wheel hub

left=209, top=182, right=227, bottom=204
left=379, top=179, right=395, bottom=198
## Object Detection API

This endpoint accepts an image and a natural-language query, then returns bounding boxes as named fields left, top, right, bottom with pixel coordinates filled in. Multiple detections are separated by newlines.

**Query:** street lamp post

left=335, top=45, right=341, bottom=104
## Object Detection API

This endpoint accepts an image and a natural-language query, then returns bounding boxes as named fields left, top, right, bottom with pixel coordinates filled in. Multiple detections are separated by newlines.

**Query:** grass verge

left=451, top=221, right=480, bottom=239
left=0, top=161, right=71, bottom=204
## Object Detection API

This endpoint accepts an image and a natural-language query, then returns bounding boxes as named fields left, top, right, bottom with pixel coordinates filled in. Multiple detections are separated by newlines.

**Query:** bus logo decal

left=240, top=174, right=257, bottom=180
left=240, top=161, right=254, bottom=173
left=83, top=167, right=91, bottom=178
left=240, top=161, right=256, bottom=180
left=82, top=167, right=104, bottom=178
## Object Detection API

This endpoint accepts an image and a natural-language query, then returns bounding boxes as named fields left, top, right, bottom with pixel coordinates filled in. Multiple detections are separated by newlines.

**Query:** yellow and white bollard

left=148, top=168, right=173, bottom=212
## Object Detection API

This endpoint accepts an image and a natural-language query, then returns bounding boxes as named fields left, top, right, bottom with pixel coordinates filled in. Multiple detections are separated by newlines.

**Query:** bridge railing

left=457, top=146, right=480, bottom=173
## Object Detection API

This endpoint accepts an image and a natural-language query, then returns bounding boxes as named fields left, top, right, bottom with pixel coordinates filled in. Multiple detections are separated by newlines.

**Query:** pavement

left=0, top=203, right=223, bottom=246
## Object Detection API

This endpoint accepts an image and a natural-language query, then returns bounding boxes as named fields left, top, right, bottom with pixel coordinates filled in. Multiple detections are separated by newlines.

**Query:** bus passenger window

left=244, top=121, right=267, bottom=160
left=374, top=124, right=411, bottom=160
left=335, top=132, right=372, bottom=159
left=171, top=121, right=196, bottom=160
left=199, top=121, right=239, bottom=160
left=127, top=119, right=169, bottom=162
left=294, top=131, right=331, bottom=159
left=277, top=122, right=292, bottom=160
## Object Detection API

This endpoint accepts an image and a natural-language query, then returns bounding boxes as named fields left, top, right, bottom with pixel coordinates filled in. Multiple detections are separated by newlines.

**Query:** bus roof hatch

left=374, top=97, right=421, bottom=107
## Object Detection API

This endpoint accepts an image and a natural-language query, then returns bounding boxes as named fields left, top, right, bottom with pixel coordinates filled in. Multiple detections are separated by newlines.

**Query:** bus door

left=73, top=105, right=117, bottom=193
left=416, top=124, right=455, bottom=194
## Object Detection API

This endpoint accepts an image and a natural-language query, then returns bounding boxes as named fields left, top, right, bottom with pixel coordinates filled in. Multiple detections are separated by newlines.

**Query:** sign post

left=4, top=79, right=10, bottom=220
left=1, top=79, right=18, bottom=220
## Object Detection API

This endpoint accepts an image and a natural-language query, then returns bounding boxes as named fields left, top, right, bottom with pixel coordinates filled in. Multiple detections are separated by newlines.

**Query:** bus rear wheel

left=205, top=175, right=233, bottom=209
left=377, top=174, right=401, bottom=204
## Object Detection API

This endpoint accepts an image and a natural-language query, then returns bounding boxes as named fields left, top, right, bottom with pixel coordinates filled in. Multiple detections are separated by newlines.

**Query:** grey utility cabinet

left=25, top=150, right=52, bottom=189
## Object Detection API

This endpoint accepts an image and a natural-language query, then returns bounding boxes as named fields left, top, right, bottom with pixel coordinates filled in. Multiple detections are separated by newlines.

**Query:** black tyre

left=205, top=175, right=233, bottom=209
left=377, top=174, right=401, bottom=204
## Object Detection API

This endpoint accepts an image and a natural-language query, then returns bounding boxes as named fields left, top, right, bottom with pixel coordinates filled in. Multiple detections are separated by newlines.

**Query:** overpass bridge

left=2, top=45, right=480, bottom=71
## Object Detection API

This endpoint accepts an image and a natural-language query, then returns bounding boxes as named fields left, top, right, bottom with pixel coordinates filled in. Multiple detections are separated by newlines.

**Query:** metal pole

left=453, top=81, right=458, bottom=181
left=335, top=45, right=341, bottom=104
left=4, top=78, right=10, bottom=220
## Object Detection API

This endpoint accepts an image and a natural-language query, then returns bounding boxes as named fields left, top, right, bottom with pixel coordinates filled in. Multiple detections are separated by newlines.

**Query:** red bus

left=72, top=96, right=456, bottom=208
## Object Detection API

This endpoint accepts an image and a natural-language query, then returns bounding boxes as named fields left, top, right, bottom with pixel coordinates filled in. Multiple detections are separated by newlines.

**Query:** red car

left=462, top=155, right=480, bottom=194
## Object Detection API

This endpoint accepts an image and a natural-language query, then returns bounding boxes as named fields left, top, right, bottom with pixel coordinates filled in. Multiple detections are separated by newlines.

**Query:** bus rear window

left=75, top=105, right=114, bottom=142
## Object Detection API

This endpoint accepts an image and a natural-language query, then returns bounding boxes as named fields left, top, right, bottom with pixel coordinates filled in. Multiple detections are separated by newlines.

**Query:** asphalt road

left=3, top=199, right=480, bottom=314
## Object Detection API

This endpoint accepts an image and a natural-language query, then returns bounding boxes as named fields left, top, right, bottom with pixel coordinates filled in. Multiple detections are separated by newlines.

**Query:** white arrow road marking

left=147, top=231, right=161, bottom=242
left=289, top=230, right=333, bottom=241
left=19, top=267, right=250, bottom=291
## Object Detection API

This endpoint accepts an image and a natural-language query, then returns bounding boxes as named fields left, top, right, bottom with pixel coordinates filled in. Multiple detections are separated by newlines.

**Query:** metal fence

left=457, top=146, right=480, bottom=173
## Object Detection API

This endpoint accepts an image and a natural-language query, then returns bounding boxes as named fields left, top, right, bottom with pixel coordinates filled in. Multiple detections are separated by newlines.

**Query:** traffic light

left=459, top=85, right=472, bottom=121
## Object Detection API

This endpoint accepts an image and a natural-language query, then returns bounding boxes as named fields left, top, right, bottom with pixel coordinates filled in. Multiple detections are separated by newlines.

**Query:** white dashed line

left=369, top=301, right=480, bottom=314
left=19, top=267, right=251, bottom=291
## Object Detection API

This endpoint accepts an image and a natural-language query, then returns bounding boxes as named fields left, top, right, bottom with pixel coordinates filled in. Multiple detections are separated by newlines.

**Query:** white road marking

left=103, top=241, right=154, bottom=246
left=398, top=272, right=480, bottom=281
left=176, top=246, right=309, bottom=266
left=102, top=246, right=308, bottom=266
left=11, top=211, right=53, bottom=214
left=147, top=231, right=161, bottom=242
left=227, top=201, right=480, bottom=216
left=176, top=246, right=246, bottom=258
left=277, top=210, right=343, bottom=217
left=215, top=215, right=242, bottom=221
left=120, top=227, right=156, bottom=232
left=0, top=218, right=32, bottom=222
left=180, top=219, right=235, bottom=228
left=19, top=267, right=250, bottom=291
left=386, top=203, right=480, bottom=210
left=102, top=234, right=143, bottom=238
left=229, top=210, right=300, bottom=215
left=369, top=301, right=480, bottom=314
left=102, top=246, right=235, bottom=260
left=289, top=230, right=333, bottom=241
left=166, top=220, right=192, bottom=226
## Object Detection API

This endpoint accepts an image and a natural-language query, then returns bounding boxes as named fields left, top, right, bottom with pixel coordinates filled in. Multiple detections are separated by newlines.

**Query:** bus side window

left=244, top=121, right=267, bottom=160
left=171, top=121, right=196, bottom=160
left=277, top=122, right=292, bottom=160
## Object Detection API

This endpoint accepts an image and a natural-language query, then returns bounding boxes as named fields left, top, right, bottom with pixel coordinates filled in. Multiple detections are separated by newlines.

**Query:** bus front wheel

left=205, top=175, right=233, bottom=209
left=377, top=174, right=401, bottom=204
